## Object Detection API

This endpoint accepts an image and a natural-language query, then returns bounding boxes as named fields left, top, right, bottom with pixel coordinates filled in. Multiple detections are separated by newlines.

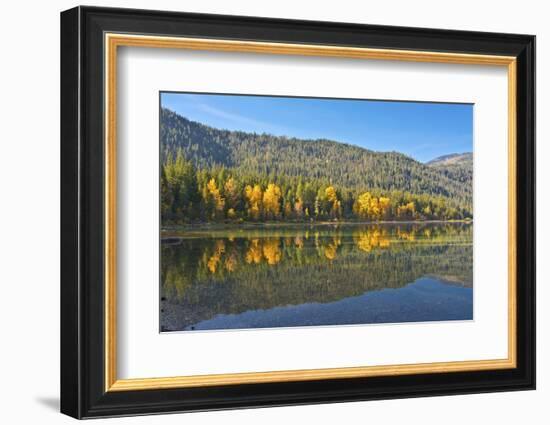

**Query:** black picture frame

left=61, top=5, right=535, bottom=419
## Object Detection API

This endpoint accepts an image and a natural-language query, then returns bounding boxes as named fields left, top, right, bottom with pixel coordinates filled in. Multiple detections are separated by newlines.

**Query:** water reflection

left=160, top=223, right=473, bottom=331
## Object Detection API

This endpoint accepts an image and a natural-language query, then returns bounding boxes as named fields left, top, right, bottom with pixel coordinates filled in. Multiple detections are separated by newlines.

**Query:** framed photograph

left=60, top=6, right=535, bottom=419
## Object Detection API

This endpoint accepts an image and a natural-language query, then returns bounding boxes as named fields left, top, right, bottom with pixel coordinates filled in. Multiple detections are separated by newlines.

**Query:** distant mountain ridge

left=426, top=152, right=473, bottom=186
left=160, top=108, right=472, bottom=206
left=427, top=152, right=473, bottom=166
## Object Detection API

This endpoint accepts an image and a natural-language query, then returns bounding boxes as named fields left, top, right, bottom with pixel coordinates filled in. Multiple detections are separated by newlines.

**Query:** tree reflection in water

left=160, top=223, right=473, bottom=331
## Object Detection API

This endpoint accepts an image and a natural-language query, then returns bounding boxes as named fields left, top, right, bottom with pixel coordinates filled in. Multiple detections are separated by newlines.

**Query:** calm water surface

left=160, top=223, right=473, bottom=332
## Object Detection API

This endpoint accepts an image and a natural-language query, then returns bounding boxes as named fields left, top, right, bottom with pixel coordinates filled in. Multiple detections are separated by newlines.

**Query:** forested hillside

left=427, top=152, right=473, bottom=186
left=160, top=108, right=473, bottom=223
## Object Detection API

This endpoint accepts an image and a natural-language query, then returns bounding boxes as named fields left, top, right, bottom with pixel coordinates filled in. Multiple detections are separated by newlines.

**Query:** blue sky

left=161, top=92, right=473, bottom=163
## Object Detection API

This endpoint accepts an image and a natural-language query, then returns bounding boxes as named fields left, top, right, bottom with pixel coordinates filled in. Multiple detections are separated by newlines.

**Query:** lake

left=160, top=222, right=473, bottom=332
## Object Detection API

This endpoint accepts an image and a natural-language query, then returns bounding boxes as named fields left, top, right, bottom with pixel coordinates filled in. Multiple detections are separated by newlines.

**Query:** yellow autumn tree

left=244, top=184, right=263, bottom=220
left=325, top=186, right=337, bottom=203
left=368, top=197, right=381, bottom=220
left=206, top=178, right=225, bottom=219
left=325, top=186, right=341, bottom=218
left=262, top=183, right=282, bottom=219
left=354, top=193, right=392, bottom=220
left=397, top=201, right=416, bottom=219
left=354, top=192, right=372, bottom=219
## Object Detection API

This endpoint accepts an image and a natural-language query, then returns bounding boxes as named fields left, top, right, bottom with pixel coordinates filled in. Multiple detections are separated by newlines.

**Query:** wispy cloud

left=189, top=101, right=293, bottom=136
left=164, top=93, right=295, bottom=136
left=196, top=103, right=273, bottom=130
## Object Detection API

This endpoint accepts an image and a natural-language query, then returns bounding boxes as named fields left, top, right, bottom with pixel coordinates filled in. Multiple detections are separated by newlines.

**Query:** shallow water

left=160, top=222, right=473, bottom=332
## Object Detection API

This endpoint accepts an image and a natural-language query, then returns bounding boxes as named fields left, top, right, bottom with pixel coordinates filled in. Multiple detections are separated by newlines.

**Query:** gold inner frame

left=104, top=33, right=517, bottom=392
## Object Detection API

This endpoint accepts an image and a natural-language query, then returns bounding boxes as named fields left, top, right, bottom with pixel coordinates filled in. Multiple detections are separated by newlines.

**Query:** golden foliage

left=206, top=178, right=225, bottom=217
left=263, top=183, right=282, bottom=219
left=244, top=184, right=263, bottom=220
left=206, top=239, right=226, bottom=273
left=354, top=229, right=390, bottom=252
left=397, top=201, right=416, bottom=219
left=245, top=239, right=262, bottom=264
left=263, top=239, right=282, bottom=265
left=325, top=186, right=342, bottom=218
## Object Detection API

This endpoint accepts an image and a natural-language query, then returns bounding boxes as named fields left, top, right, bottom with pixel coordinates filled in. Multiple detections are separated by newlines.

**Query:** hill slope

left=427, top=152, right=473, bottom=185
left=161, top=108, right=472, bottom=205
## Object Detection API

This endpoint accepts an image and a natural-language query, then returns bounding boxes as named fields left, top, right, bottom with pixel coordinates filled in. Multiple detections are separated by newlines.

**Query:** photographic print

left=159, top=93, right=474, bottom=332
left=61, top=9, right=535, bottom=417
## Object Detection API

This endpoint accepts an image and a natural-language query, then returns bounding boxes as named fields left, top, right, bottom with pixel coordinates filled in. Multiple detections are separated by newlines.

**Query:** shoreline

left=161, top=219, right=473, bottom=233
